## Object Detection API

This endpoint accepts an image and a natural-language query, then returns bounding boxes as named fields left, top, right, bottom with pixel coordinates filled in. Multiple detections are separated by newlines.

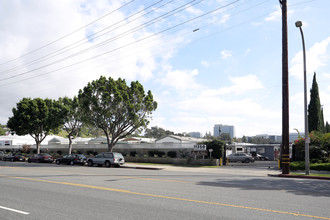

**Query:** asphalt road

left=0, top=161, right=329, bottom=220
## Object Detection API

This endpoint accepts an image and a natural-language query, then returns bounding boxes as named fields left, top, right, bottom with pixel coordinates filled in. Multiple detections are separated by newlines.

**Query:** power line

left=0, top=0, right=204, bottom=80
left=0, top=0, right=136, bottom=66
left=0, top=0, right=240, bottom=85
left=0, top=0, right=170, bottom=75
left=2, top=0, right=314, bottom=87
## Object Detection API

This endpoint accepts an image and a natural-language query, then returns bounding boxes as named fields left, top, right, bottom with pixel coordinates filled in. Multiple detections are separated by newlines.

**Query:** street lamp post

left=295, top=20, right=310, bottom=175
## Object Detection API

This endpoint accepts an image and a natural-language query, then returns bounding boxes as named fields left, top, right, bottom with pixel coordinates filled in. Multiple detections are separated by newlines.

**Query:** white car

left=87, top=152, right=125, bottom=168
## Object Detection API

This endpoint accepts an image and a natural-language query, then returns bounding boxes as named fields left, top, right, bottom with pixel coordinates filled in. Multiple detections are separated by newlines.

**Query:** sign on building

left=193, top=144, right=207, bottom=151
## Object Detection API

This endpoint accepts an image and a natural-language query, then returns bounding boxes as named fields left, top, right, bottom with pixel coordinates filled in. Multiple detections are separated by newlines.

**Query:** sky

left=0, top=0, right=330, bottom=138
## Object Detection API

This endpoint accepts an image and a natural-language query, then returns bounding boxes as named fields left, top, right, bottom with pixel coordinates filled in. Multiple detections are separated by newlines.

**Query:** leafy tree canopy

left=78, top=76, right=157, bottom=152
left=7, top=98, right=68, bottom=153
left=144, top=126, right=174, bottom=139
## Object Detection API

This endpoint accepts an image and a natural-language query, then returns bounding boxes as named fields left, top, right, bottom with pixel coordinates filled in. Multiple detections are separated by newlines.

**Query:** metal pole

left=295, top=21, right=310, bottom=175
left=280, top=0, right=290, bottom=174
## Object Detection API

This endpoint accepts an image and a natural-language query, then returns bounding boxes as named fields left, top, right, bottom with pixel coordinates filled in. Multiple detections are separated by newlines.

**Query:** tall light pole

left=295, top=20, right=310, bottom=175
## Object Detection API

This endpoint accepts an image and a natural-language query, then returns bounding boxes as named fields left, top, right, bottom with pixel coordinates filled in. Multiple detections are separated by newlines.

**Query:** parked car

left=87, top=152, right=125, bottom=168
left=56, top=154, right=87, bottom=165
left=28, top=153, right=54, bottom=163
left=253, top=154, right=270, bottom=161
left=227, top=153, right=255, bottom=163
left=3, top=154, right=26, bottom=162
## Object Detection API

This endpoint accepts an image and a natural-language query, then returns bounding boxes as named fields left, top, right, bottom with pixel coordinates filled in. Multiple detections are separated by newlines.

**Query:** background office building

left=214, top=124, right=235, bottom=139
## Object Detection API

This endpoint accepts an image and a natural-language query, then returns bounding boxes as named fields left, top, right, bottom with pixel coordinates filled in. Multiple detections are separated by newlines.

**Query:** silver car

left=0, top=151, right=6, bottom=160
left=227, top=153, right=255, bottom=163
left=87, top=152, right=125, bottom=168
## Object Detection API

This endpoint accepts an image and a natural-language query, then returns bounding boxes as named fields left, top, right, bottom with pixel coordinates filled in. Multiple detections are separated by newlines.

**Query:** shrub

left=290, top=161, right=330, bottom=171
left=167, top=151, right=177, bottom=158
left=72, top=150, right=81, bottom=154
left=290, top=161, right=305, bottom=170
left=148, top=150, right=155, bottom=157
left=22, top=145, right=31, bottom=153
left=130, top=151, right=137, bottom=157
left=156, top=151, right=165, bottom=157
left=311, top=163, right=330, bottom=171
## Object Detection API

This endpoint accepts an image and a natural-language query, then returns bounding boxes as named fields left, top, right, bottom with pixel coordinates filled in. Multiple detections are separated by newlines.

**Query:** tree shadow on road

left=196, top=177, right=330, bottom=197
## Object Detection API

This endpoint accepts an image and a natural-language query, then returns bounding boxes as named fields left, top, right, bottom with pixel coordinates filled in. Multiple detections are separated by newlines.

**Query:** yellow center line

left=0, top=174, right=329, bottom=220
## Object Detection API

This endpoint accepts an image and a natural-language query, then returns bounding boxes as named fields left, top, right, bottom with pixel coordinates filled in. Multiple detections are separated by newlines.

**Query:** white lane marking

left=0, top=205, right=29, bottom=215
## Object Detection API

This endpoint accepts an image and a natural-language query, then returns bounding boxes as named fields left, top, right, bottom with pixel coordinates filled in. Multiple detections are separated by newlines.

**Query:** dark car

left=254, top=154, right=270, bottom=161
left=28, top=153, right=54, bottom=163
left=3, top=154, right=26, bottom=162
left=56, top=154, right=87, bottom=165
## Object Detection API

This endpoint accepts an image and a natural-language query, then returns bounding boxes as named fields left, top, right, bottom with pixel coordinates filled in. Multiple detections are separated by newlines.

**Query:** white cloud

left=265, top=6, right=293, bottom=22
left=201, top=60, right=210, bottom=68
left=160, top=68, right=201, bottom=92
left=290, top=37, right=330, bottom=80
left=201, top=74, right=264, bottom=96
left=219, top=14, right=230, bottom=24
left=244, top=49, right=251, bottom=56
left=265, top=8, right=281, bottom=21
left=185, top=5, right=203, bottom=15
left=221, top=49, right=232, bottom=59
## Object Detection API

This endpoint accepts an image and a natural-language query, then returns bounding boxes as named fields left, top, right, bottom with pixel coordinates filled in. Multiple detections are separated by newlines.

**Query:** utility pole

left=280, top=0, right=290, bottom=174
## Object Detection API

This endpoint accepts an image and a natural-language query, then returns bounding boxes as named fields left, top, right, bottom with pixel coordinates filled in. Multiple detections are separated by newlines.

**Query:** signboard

left=193, top=144, right=206, bottom=151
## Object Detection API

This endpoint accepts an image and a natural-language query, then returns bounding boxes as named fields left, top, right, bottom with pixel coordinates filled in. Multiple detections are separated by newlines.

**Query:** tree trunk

left=36, top=142, right=40, bottom=154
left=68, top=137, right=73, bottom=154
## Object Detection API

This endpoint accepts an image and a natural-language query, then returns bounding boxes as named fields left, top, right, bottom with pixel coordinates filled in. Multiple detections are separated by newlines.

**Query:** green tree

left=0, top=124, right=9, bottom=135
left=308, top=73, right=324, bottom=133
left=78, top=76, right=157, bottom=152
left=202, top=139, right=225, bottom=159
left=61, top=96, right=83, bottom=154
left=326, top=121, right=330, bottom=133
left=144, top=126, right=174, bottom=139
left=204, top=132, right=212, bottom=140
left=7, top=98, right=68, bottom=153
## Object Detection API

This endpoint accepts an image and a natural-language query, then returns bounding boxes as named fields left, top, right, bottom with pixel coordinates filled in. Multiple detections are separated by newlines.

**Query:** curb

left=268, top=173, right=330, bottom=180
left=121, top=166, right=163, bottom=170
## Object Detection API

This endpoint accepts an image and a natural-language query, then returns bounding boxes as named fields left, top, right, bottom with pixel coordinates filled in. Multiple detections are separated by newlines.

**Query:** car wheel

left=105, top=161, right=111, bottom=168
left=70, top=161, right=74, bottom=165
left=88, top=160, right=93, bottom=167
left=115, top=164, right=120, bottom=168
left=244, top=158, right=250, bottom=163
left=28, top=159, right=31, bottom=163
left=56, top=160, right=60, bottom=165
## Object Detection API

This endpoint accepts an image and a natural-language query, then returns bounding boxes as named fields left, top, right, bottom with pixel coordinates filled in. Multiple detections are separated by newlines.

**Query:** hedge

left=290, top=161, right=330, bottom=171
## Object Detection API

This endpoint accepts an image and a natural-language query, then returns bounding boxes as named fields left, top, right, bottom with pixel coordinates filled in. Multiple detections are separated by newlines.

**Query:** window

left=257, top=147, right=265, bottom=154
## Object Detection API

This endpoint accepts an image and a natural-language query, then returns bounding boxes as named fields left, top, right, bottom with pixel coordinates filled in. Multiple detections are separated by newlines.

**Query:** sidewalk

left=122, top=162, right=281, bottom=177
left=123, top=163, right=330, bottom=180
left=268, top=170, right=330, bottom=180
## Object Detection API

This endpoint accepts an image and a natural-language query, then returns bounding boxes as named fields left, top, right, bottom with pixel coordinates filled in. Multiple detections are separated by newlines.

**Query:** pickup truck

left=87, top=152, right=125, bottom=168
